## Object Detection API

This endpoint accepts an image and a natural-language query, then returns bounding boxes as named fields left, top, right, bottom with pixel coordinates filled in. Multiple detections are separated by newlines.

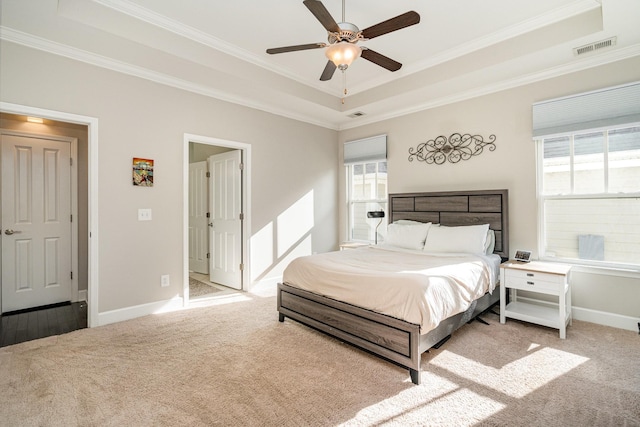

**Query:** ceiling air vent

left=348, top=111, right=366, bottom=118
left=573, top=37, right=617, bottom=56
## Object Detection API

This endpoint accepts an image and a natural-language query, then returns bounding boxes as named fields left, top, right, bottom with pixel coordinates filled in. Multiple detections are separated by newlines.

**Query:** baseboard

left=517, top=296, right=639, bottom=332
left=572, top=306, right=640, bottom=332
left=97, top=296, right=184, bottom=327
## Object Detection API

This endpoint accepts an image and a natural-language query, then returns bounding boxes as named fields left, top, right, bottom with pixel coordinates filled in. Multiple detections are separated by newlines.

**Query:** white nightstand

left=500, top=260, right=572, bottom=339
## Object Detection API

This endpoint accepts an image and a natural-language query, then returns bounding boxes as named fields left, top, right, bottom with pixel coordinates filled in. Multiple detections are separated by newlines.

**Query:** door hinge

left=207, top=253, right=210, bottom=259
left=239, top=163, right=244, bottom=170
left=70, top=158, right=73, bottom=166
left=70, top=214, right=73, bottom=223
left=239, top=213, right=244, bottom=220
left=239, top=263, right=244, bottom=271
left=206, top=212, right=210, bottom=218
left=206, top=172, right=211, bottom=178
left=70, top=271, right=73, bottom=280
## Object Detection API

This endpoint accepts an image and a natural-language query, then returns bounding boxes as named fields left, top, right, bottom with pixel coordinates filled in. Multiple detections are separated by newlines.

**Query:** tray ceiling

left=2, top=0, right=639, bottom=129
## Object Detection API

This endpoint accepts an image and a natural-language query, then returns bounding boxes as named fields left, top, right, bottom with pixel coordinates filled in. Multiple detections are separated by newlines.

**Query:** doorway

left=0, top=111, right=91, bottom=325
left=183, top=134, right=251, bottom=305
left=0, top=104, right=97, bottom=327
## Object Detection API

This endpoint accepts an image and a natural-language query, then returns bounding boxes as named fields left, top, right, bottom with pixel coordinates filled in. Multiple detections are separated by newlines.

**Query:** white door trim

left=183, top=133, right=251, bottom=305
left=0, top=129, right=78, bottom=309
left=0, top=102, right=99, bottom=328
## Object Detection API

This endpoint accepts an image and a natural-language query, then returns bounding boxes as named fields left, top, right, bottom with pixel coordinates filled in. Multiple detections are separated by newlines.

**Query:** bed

left=277, top=189, right=509, bottom=384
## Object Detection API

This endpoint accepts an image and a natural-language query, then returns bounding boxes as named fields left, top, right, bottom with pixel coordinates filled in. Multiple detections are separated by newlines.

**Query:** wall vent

left=348, top=111, right=366, bottom=118
left=573, top=37, right=617, bottom=56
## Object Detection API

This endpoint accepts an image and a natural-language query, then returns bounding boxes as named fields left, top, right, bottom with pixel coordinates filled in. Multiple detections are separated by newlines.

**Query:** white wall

left=339, top=56, right=640, bottom=330
left=0, top=41, right=338, bottom=317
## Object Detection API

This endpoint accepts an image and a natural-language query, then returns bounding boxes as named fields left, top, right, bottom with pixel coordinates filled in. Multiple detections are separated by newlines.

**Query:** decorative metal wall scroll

left=408, top=133, right=496, bottom=165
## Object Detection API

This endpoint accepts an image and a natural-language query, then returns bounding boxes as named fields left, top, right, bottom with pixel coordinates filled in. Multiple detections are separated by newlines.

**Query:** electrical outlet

left=161, top=275, right=170, bottom=287
left=138, top=208, right=152, bottom=221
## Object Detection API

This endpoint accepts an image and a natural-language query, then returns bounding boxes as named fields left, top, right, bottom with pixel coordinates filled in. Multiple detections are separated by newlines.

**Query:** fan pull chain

left=342, top=70, right=347, bottom=105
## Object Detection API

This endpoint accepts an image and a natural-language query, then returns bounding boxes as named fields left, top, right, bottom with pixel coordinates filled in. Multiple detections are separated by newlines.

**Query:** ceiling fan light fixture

left=325, top=42, right=361, bottom=70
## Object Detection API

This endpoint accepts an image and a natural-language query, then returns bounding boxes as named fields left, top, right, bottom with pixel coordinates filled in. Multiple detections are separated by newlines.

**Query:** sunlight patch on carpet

left=431, top=347, right=589, bottom=398
left=350, top=372, right=504, bottom=426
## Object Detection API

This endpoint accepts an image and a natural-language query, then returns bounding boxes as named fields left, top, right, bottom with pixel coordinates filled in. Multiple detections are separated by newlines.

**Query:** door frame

left=183, top=133, right=251, bottom=305
left=1, top=102, right=99, bottom=328
left=0, top=129, right=78, bottom=311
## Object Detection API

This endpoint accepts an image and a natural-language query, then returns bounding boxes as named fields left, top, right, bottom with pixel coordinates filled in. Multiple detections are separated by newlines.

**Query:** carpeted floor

left=188, top=277, right=223, bottom=298
left=0, top=292, right=638, bottom=426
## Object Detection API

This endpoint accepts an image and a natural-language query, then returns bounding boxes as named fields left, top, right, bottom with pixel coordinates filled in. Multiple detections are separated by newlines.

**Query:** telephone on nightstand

left=514, top=250, right=532, bottom=262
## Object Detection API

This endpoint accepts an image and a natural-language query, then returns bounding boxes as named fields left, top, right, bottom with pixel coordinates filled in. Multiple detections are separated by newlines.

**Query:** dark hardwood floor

left=0, top=302, right=87, bottom=348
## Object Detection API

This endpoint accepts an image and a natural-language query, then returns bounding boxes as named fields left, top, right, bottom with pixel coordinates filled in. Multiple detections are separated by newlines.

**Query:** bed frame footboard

left=277, top=282, right=500, bottom=385
left=278, top=283, right=422, bottom=383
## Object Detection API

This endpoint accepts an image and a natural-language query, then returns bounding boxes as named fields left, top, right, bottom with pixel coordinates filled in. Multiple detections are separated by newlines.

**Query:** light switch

left=138, top=208, right=152, bottom=221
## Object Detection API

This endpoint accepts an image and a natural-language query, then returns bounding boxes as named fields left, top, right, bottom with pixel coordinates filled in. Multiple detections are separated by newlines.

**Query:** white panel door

left=208, top=150, right=242, bottom=290
left=1, top=134, right=72, bottom=312
left=188, top=161, right=209, bottom=274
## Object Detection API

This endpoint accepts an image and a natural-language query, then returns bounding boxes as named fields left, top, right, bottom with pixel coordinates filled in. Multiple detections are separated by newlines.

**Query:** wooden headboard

left=389, top=189, right=509, bottom=260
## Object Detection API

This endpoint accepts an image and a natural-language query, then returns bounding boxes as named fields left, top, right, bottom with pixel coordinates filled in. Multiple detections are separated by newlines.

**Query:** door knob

left=208, top=223, right=214, bottom=228
left=4, top=229, right=21, bottom=235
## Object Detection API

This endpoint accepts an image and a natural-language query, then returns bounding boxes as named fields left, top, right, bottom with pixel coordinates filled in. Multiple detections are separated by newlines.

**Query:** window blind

left=343, top=134, right=387, bottom=165
left=532, top=81, right=640, bottom=138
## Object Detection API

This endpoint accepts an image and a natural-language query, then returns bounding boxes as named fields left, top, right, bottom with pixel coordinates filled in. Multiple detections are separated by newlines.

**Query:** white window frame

left=346, top=161, right=388, bottom=243
left=536, top=124, right=640, bottom=271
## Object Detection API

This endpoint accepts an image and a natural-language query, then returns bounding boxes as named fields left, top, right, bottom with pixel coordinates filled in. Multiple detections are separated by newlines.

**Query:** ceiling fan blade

left=361, top=49, right=402, bottom=72
left=319, top=60, right=337, bottom=81
left=266, top=43, right=326, bottom=54
left=303, top=0, right=340, bottom=33
left=361, top=11, right=420, bottom=39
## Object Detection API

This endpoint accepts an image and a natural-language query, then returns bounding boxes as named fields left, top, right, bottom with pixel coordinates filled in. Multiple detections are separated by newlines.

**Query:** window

left=344, top=134, right=388, bottom=243
left=537, top=125, right=640, bottom=268
left=347, top=161, right=388, bottom=242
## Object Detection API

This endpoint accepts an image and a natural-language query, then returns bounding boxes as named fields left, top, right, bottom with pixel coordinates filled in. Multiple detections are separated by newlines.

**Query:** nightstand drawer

left=504, top=275, right=562, bottom=292
left=505, top=269, right=564, bottom=284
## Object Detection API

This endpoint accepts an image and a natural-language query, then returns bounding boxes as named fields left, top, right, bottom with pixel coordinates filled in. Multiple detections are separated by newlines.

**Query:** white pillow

left=385, top=222, right=432, bottom=250
left=423, top=224, right=490, bottom=255
left=484, top=229, right=496, bottom=254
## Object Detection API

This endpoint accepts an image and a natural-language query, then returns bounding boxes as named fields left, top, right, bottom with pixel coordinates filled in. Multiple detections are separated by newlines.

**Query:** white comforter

left=282, top=245, right=500, bottom=334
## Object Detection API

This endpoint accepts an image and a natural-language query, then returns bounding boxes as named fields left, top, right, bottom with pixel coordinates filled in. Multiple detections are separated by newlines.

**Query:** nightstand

left=500, top=260, right=572, bottom=339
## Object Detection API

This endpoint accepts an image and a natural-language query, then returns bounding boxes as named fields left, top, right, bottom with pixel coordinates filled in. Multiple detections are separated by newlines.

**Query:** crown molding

left=3, top=25, right=639, bottom=132
left=91, top=0, right=338, bottom=97
left=0, top=26, right=339, bottom=130
left=346, top=0, right=603, bottom=95
left=94, top=0, right=602, bottom=99
left=339, top=43, right=640, bottom=130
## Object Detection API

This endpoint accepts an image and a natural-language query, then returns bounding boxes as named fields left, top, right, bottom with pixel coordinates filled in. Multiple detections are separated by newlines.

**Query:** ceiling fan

left=266, top=0, right=420, bottom=82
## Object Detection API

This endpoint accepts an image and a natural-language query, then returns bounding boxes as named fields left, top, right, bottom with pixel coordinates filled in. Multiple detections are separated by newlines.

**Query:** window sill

left=539, top=257, right=640, bottom=279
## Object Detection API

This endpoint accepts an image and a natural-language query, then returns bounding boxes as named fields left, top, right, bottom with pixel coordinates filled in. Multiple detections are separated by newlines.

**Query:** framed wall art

left=133, top=157, right=154, bottom=187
